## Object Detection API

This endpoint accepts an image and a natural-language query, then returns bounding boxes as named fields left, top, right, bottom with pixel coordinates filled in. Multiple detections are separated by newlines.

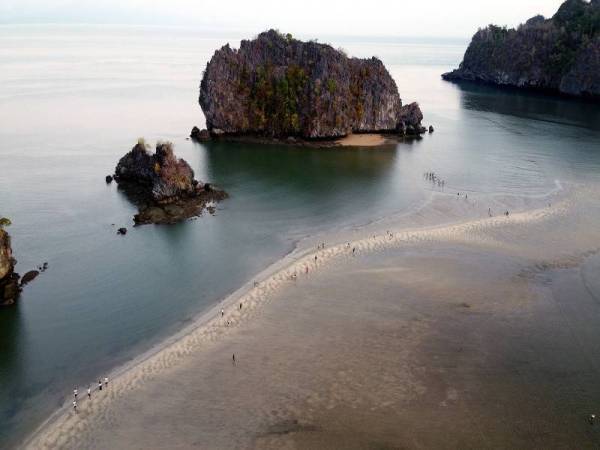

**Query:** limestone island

left=113, top=140, right=227, bottom=225
left=0, top=224, right=20, bottom=306
left=192, top=29, right=428, bottom=146
left=443, top=0, right=600, bottom=100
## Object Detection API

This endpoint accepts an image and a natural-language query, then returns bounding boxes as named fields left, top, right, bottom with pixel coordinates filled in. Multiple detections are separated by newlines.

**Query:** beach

left=22, top=183, right=600, bottom=449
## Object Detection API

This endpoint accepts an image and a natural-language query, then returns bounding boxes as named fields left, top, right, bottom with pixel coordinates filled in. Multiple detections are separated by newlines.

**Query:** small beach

left=23, top=183, right=600, bottom=449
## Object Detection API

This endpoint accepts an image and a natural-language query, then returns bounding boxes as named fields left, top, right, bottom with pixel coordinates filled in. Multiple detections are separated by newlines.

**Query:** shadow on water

left=449, top=80, right=600, bottom=130
left=0, top=305, right=25, bottom=441
left=198, top=140, right=400, bottom=190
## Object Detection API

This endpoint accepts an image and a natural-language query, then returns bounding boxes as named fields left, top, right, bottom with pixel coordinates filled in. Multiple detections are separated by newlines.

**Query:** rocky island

left=0, top=224, right=20, bottom=306
left=113, top=140, right=227, bottom=225
left=194, top=30, right=426, bottom=143
left=443, top=0, right=600, bottom=99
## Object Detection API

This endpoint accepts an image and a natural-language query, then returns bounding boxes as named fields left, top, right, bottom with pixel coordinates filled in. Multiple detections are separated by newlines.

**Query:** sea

left=0, top=24, right=599, bottom=447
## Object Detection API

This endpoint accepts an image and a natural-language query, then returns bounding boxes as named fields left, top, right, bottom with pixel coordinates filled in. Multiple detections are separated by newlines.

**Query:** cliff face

left=0, top=229, right=20, bottom=306
left=199, top=30, right=425, bottom=139
left=443, top=0, right=600, bottom=99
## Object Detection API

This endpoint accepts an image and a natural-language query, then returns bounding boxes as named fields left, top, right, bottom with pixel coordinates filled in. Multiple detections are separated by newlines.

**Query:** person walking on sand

left=232, top=353, right=235, bottom=364
left=73, top=388, right=78, bottom=399
left=104, top=377, right=108, bottom=388
left=221, top=308, right=224, bottom=317
left=87, top=386, right=91, bottom=399
left=98, top=380, right=103, bottom=391
left=239, top=302, right=242, bottom=310
left=352, top=247, right=356, bottom=256
left=73, top=400, right=77, bottom=413
left=314, top=255, right=318, bottom=263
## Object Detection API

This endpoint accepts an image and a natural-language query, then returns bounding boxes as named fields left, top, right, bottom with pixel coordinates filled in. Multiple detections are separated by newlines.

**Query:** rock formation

left=199, top=30, right=426, bottom=140
left=443, top=0, right=600, bottom=99
left=113, top=140, right=227, bottom=225
left=0, top=228, right=20, bottom=306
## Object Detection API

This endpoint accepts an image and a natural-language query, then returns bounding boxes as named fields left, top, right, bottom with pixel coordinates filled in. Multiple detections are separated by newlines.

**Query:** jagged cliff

left=0, top=228, right=20, bottom=306
left=199, top=30, right=425, bottom=139
left=443, top=0, right=600, bottom=99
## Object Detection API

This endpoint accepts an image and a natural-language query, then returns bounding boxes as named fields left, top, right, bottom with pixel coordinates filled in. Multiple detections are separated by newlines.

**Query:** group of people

left=424, top=171, right=445, bottom=189
left=72, top=377, right=109, bottom=412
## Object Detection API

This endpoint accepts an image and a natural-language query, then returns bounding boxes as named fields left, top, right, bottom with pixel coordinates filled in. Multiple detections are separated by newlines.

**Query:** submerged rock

left=199, top=29, right=426, bottom=140
left=114, top=140, right=227, bottom=225
left=0, top=228, right=20, bottom=306
left=105, top=175, right=113, bottom=184
left=442, top=0, right=600, bottom=99
left=117, top=227, right=127, bottom=235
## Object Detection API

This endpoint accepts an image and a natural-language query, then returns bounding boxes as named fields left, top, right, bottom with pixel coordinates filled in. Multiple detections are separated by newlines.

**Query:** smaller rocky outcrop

left=190, top=126, right=211, bottom=142
left=117, top=227, right=127, bottom=235
left=398, top=102, right=426, bottom=136
left=0, top=228, right=20, bottom=306
left=105, top=175, right=113, bottom=183
left=113, top=140, right=227, bottom=225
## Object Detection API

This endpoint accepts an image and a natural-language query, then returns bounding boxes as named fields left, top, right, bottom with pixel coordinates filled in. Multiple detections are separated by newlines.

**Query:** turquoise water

left=0, top=25, right=599, bottom=447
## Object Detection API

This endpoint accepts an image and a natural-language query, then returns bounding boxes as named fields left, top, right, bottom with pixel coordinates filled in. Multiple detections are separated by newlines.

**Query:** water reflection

left=450, top=81, right=600, bottom=130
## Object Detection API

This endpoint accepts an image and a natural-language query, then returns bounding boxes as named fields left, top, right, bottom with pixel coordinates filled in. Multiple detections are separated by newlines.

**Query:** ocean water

left=0, top=25, right=599, bottom=447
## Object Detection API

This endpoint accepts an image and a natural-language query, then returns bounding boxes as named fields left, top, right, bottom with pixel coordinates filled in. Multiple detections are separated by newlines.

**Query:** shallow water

left=0, top=25, right=599, bottom=447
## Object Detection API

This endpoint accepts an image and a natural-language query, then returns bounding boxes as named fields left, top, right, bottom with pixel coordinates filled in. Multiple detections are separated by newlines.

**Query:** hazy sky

left=1, top=0, right=567, bottom=38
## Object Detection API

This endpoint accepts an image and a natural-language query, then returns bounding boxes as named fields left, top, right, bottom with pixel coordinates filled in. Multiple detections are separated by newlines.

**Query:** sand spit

left=23, top=185, right=600, bottom=449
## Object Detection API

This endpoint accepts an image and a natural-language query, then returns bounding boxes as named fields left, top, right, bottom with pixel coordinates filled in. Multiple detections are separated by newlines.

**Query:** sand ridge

left=21, top=194, right=574, bottom=449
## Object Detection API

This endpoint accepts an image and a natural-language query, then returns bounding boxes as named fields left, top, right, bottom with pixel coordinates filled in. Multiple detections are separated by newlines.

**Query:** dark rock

left=398, top=102, right=425, bottom=135
left=20, top=270, right=39, bottom=286
left=442, top=0, right=600, bottom=99
left=199, top=30, right=426, bottom=140
left=117, top=227, right=127, bottom=235
left=190, top=126, right=211, bottom=142
left=114, top=140, right=228, bottom=225
left=429, top=125, right=434, bottom=133
left=0, top=229, right=21, bottom=306
left=105, top=175, right=113, bottom=184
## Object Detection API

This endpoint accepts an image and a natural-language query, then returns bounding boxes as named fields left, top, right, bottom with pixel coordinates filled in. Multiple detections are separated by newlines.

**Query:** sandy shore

left=335, top=133, right=395, bottom=147
left=23, top=185, right=600, bottom=449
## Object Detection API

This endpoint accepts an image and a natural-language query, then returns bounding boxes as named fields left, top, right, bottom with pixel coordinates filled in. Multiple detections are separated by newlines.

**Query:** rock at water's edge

left=0, top=229, right=20, bottom=306
left=442, top=0, right=600, bottom=99
left=190, top=126, right=211, bottom=142
left=113, top=140, right=228, bottom=225
left=199, top=29, right=426, bottom=140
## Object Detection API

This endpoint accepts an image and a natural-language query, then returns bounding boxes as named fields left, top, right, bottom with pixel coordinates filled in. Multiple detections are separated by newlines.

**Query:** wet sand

left=23, top=186, right=600, bottom=449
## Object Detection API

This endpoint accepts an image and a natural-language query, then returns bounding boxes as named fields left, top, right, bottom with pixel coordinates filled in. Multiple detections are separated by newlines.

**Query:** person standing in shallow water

left=104, top=377, right=108, bottom=388
left=98, top=380, right=102, bottom=391
left=87, top=386, right=91, bottom=399
left=72, top=400, right=77, bottom=413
